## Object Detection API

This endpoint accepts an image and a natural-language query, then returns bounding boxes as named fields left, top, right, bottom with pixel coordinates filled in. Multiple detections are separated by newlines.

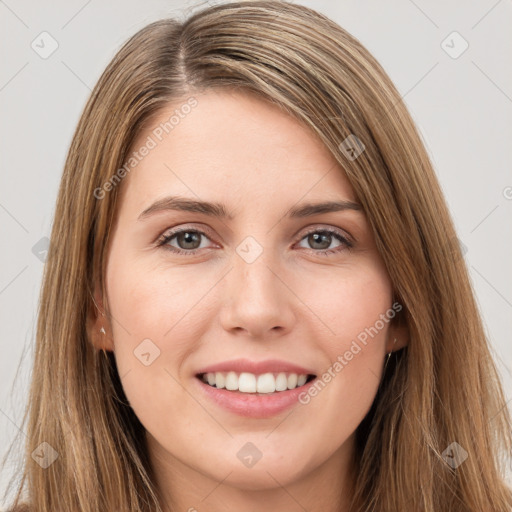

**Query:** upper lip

left=195, top=358, right=316, bottom=377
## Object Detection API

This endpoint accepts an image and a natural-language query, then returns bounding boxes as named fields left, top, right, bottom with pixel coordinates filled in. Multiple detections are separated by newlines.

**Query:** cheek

left=106, top=248, right=215, bottom=345
left=104, top=249, right=213, bottom=401
left=296, top=262, right=392, bottom=424
left=300, top=261, right=392, bottom=353
left=104, top=254, right=212, bottom=437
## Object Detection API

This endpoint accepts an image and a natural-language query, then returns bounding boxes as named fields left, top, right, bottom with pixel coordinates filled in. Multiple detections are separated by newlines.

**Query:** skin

left=91, top=88, right=408, bottom=512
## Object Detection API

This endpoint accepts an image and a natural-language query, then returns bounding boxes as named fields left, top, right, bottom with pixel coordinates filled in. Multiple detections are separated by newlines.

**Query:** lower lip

left=194, top=376, right=317, bottom=418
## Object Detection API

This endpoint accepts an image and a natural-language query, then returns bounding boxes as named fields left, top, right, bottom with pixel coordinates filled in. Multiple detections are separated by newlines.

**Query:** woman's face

left=97, top=89, right=402, bottom=502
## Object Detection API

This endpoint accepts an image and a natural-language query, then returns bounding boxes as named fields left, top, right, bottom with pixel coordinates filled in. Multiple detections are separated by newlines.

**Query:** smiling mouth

left=196, top=371, right=317, bottom=394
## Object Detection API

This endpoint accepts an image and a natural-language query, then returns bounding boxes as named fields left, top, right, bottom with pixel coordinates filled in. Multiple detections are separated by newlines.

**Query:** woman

left=3, top=1, right=511, bottom=511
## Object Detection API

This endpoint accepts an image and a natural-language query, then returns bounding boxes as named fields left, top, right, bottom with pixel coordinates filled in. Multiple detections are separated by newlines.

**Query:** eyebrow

left=137, top=195, right=363, bottom=221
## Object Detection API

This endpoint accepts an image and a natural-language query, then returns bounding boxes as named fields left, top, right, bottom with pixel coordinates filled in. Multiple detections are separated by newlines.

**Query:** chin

left=202, top=444, right=313, bottom=490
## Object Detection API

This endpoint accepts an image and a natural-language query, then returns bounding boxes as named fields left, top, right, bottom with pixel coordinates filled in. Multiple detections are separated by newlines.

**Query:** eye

left=157, top=228, right=215, bottom=255
left=295, top=228, right=353, bottom=256
left=156, top=225, right=353, bottom=257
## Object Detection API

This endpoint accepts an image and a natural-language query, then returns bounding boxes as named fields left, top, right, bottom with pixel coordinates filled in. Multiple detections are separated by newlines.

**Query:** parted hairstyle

left=3, top=1, right=511, bottom=511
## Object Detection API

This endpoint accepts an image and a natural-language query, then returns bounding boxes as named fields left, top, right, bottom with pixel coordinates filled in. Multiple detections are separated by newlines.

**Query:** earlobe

left=87, top=284, right=115, bottom=352
left=387, top=323, right=409, bottom=353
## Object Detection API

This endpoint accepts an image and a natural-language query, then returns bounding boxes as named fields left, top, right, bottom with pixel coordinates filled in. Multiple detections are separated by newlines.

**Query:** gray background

left=1, top=0, right=511, bottom=504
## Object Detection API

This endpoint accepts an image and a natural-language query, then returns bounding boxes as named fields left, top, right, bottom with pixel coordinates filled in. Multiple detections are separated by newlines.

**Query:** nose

left=219, top=251, right=296, bottom=339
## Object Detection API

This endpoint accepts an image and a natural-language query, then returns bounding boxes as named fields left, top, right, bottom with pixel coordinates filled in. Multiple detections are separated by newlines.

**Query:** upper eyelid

left=158, top=223, right=216, bottom=243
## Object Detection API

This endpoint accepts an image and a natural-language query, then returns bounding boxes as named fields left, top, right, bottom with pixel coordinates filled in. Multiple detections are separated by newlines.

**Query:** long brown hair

left=3, top=1, right=511, bottom=511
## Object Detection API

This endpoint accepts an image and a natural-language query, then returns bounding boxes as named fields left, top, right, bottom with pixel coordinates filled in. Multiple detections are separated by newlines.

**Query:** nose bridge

left=233, top=241, right=281, bottom=307
left=237, top=247, right=276, bottom=297
left=220, top=238, right=295, bottom=337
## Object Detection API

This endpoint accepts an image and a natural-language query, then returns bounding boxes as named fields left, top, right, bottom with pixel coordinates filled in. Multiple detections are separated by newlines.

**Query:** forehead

left=119, top=89, right=357, bottom=213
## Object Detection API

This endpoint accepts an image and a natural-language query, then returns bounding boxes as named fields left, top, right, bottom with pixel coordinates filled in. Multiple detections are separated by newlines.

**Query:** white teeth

left=257, top=373, right=275, bottom=393
left=287, top=373, right=298, bottom=389
left=275, top=373, right=288, bottom=391
left=238, top=372, right=256, bottom=392
left=200, top=371, right=312, bottom=393
left=225, top=371, right=238, bottom=391
left=216, top=372, right=225, bottom=389
left=297, top=374, right=307, bottom=386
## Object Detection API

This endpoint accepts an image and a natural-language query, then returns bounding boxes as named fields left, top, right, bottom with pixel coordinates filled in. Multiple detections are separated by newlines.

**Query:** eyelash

left=156, top=226, right=353, bottom=257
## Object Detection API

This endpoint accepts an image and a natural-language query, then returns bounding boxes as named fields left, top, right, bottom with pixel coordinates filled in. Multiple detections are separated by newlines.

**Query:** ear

left=386, top=322, right=409, bottom=353
left=86, top=281, right=115, bottom=352
left=386, top=302, right=409, bottom=353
